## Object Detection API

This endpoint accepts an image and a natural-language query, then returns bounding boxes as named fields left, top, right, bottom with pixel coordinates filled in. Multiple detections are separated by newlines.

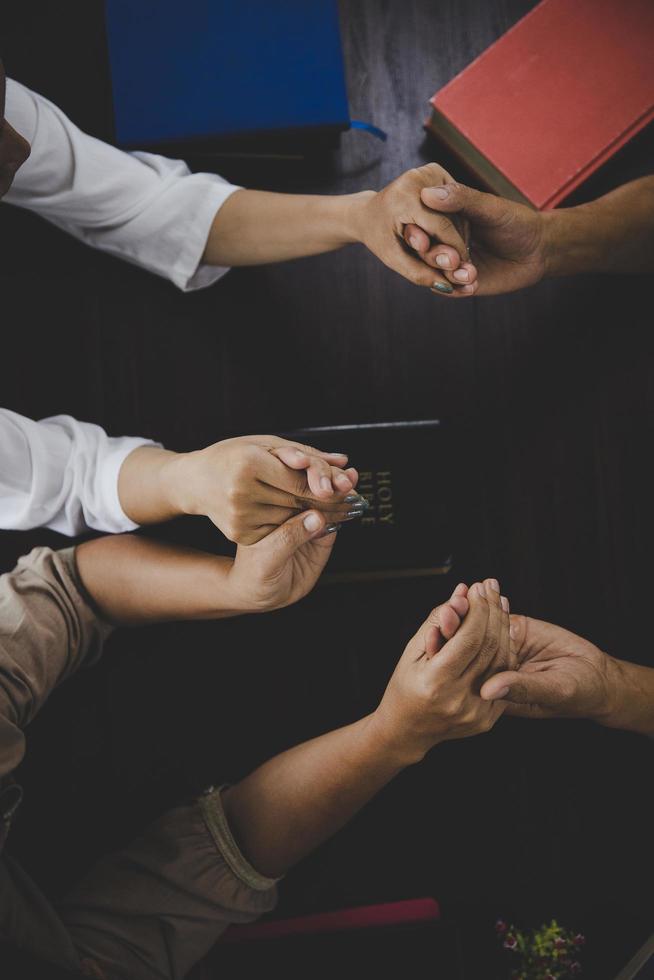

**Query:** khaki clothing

left=0, top=548, right=277, bottom=979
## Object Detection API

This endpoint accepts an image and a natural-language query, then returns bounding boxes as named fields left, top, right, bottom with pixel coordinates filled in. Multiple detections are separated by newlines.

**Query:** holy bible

left=285, top=420, right=452, bottom=583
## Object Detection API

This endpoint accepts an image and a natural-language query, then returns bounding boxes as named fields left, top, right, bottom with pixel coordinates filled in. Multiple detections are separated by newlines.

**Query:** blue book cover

left=104, top=0, right=350, bottom=148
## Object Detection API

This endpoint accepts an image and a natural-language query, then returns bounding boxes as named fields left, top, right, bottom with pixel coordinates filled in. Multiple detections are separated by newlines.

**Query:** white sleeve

left=3, top=79, right=242, bottom=292
left=0, top=408, right=159, bottom=536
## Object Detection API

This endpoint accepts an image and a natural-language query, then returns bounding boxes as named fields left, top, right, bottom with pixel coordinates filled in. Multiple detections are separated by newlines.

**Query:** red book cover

left=221, top=897, right=441, bottom=943
left=427, top=0, right=654, bottom=210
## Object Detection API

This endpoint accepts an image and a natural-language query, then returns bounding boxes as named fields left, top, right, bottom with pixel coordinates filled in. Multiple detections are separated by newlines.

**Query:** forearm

left=222, top=712, right=407, bottom=879
left=202, top=188, right=374, bottom=266
left=117, top=445, right=188, bottom=525
left=543, top=175, right=654, bottom=277
left=75, top=534, right=242, bottom=625
left=601, top=657, right=654, bottom=737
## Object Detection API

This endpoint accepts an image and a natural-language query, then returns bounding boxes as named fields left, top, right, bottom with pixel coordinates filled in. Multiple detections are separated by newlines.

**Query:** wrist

left=597, top=656, right=654, bottom=737
left=118, top=445, right=181, bottom=525
left=342, top=189, right=377, bottom=245
left=366, top=706, right=439, bottom=768
left=541, top=202, right=604, bottom=278
left=160, top=450, right=205, bottom=518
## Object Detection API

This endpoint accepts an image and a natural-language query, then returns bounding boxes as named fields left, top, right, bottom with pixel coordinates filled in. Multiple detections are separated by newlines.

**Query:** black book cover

left=284, top=421, right=452, bottom=583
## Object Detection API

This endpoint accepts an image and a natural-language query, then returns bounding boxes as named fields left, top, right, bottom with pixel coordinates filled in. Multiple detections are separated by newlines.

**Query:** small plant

left=495, top=917, right=585, bottom=980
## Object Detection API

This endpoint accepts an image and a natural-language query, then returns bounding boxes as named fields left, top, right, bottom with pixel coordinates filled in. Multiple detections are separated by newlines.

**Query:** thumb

left=420, top=181, right=508, bottom=227
left=255, top=509, right=333, bottom=571
left=480, top=668, right=562, bottom=710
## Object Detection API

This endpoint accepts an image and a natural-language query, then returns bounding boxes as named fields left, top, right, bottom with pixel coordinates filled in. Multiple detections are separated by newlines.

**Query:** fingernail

left=452, top=268, right=469, bottom=282
left=408, top=235, right=420, bottom=250
left=475, top=583, right=486, bottom=598
left=303, top=513, right=321, bottom=532
left=453, top=582, right=467, bottom=596
left=346, top=509, right=365, bottom=519
left=324, top=523, right=340, bottom=534
left=493, top=686, right=510, bottom=701
left=435, top=254, right=451, bottom=269
left=430, top=186, right=449, bottom=200
left=461, top=284, right=475, bottom=294
left=509, top=623, right=517, bottom=640
left=488, top=578, right=500, bottom=593
left=335, top=475, right=353, bottom=489
left=344, top=493, right=362, bottom=503
left=431, top=282, right=454, bottom=295
left=320, top=476, right=333, bottom=493
left=500, top=595, right=510, bottom=612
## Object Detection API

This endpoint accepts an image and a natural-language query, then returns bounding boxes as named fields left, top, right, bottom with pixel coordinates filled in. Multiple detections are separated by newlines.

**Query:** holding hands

left=371, top=578, right=514, bottom=765
left=119, top=435, right=368, bottom=546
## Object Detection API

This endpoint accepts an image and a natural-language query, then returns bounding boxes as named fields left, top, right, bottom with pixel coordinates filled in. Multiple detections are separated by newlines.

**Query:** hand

left=370, top=579, right=513, bottom=765
left=166, top=435, right=367, bottom=545
left=403, top=181, right=548, bottom=296
left=350, top=163, right=475, bottom=293
left=480, top=616, right=616, bottom=721
left=225, top=508, right=340, bottom=612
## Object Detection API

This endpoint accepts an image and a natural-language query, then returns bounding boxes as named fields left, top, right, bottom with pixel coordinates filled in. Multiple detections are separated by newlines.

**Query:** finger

left=387, top=237, right=461, bottom=290
left=313, top=451, right=349, bottom=465
left=480, top=668, right=565, bottom=712
left=463, top=577, right=504, bottom=679
left=420, top=182, right=510, bottom=229
left=271, top=446, right=350, bottom=498
left=444, top=261, right=478, bottom=287
left=422, top=602, right=463, bottom=660
left=253, top=509, right=335, bottom=576
left=427, top=582, right=490, bottom=674
left=403, top=223, right=431, bottom=253
left=415, top=205, right=469, bottom=260
left=437, top=603, right=463, bottom=641
left=251, top=501, right=365, bottom=534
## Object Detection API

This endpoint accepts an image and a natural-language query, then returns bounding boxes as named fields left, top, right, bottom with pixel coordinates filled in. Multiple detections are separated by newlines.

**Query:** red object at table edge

left=221, top=897, right=441, bottom=943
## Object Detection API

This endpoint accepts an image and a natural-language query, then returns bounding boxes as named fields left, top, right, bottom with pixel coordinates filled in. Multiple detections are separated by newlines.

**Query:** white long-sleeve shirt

left=4, top=78, right=241, bottom=291
left=1, top=80, right=243, bottom=534
left=0, top=409, right=156, bottom=536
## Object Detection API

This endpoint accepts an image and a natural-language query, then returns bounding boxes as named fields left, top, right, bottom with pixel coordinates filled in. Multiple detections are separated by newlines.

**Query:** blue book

left=104, top=0, right=351, bottom=149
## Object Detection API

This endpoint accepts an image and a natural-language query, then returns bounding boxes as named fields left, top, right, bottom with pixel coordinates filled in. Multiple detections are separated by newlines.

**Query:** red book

left=426, top=0, right=654, bottom=210
left=221, top=897, right=441, bottom=943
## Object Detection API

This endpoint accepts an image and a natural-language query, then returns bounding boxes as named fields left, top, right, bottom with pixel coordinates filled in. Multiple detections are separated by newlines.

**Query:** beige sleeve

left=59, top=787, right=278, bottom=980
left=0, top=546, right=113, bottom=780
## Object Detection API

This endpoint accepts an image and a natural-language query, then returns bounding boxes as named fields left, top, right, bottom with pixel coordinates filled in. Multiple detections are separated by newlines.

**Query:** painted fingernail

left=431, top=282, right=454, bottom=294
left=344, top=493, right=362, bottom=503
left=303, top=513, right=321, bottom=532
left=430, top=186, right=450, bottom=200
left=320, top=476, right=333, bottom=493
left=488, top=578, right=500, bottom=593
left=500, top=595, right=510, bottom=612
left=452, top=268, right=469, bottom=282
left=435, top=254, right=451, bottom=269
left=324, top=523, right=340, bottom=534
left=346, top=509, right=365, bottom=519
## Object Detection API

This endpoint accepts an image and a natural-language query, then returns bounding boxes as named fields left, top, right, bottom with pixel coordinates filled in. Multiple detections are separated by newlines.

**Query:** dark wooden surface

left=1, top=2, right=653, bottom=977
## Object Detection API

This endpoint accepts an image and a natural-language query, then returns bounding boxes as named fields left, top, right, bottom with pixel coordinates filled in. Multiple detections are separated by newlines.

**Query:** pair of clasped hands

left=122, top=430, right=612, bottom=745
